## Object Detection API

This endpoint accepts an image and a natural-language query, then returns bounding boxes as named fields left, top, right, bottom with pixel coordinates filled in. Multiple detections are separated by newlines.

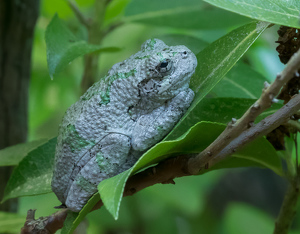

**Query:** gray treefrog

left=51, top=39, right=197, bottom=212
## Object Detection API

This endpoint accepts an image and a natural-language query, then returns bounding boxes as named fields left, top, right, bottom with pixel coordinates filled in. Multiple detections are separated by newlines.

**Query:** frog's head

left=138, top=39, right=197, bottom=101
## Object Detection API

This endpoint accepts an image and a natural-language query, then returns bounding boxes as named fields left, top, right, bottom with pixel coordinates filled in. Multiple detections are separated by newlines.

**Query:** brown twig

left=66, top=0, right=90, bottom=28
left=21, top=208, right=68, bottom=234
left=210, top=94, right=300, bottom=168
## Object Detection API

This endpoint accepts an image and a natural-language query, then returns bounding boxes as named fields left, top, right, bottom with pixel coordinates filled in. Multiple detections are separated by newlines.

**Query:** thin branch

left=188, top=49, right=300, bottom=174
left=81, top=0, right=107, bottom=92
left=209, top=94, right=300, bottom=168
left=66, top=0, right=90, bottom=28
left=102, top=21, right=124, bottom=38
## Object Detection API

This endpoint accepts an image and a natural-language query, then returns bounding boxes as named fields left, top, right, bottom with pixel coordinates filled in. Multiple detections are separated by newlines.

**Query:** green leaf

left=0, top=212, right=26, bottom=233
left=2, top=138, right=56, bottom=203
left=167, top=97, right=282, bottom=140
left=104, top=0, right=131, bottom=25
left=61, top=211, right=79, bottom=234
left=211, top=62, right=268, bottom=99
left=156, top=34, right=208, bottom=55
left=203, top=0, right=300, bottom=28
left=45, top=14, right=120, bottom=78
left=166, top=21, right=270, bottom=140
left=124, top=0, right=251, bottom=29
left=0, top=138, right=48, bottom=166
left=97, top=122, right=282, bottom=219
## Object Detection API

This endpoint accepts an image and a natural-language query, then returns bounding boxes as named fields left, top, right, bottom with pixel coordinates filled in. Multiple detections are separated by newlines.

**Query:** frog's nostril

left=182, top=51, right=188, bottom=59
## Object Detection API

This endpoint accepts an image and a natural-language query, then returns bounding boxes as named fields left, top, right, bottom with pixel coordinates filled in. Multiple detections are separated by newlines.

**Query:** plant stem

left=81, top=0, right=107, bottom=92
left=274, top=178, right=300, bottom=234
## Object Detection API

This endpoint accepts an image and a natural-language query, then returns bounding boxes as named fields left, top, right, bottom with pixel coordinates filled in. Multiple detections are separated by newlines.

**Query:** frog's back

left=51, top=60, right=141, bottom=204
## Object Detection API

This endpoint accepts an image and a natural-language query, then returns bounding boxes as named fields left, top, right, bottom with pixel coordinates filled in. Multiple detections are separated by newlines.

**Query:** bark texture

left=0, top=0, right=39, bottom=212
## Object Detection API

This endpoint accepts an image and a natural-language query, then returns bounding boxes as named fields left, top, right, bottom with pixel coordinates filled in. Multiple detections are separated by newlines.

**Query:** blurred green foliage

left=1, top=0, right=299, bottom=233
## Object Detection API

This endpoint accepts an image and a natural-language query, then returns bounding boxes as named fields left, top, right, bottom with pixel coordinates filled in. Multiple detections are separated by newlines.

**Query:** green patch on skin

left=100, top=69, right=137, bottom=105
left=157, top=52, right=164, bottom=61
left=157, top=125, right=164, bottom=134
left=65, top=124, right=95, bottom=152
left=135, top=55, right=151, bottom=60
left=148, top=39, right=156, bottom=50
left=81, top=69, right=137, bottom=105
left=172, top=52, right=178, bottom=56
left=100, top=88, right=111, bottom=105
left=76, top=176, right=95, bottom=193
left=96, top=152, right=109, bottom=170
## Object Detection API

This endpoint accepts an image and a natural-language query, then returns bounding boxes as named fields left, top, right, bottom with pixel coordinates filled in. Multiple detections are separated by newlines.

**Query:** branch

left=187, top=49, right=300, bottom=174
left=210, top=94, right=300, bottom=167
left=66, top=0, right=90, bottom=28
left=21, top=209, right=68, bottom=234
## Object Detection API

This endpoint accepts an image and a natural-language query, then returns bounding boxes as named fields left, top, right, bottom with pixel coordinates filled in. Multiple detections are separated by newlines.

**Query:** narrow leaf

left=157, top=34, right=208, bottom=54
left=0, top=138, right=48, bottom=166
left=2, top=138, right=56, bottom=203
left=166, top=21, right=270, bottom=140
left=204, top=0, right=300, bottom=29
left=124, top=0, right=251, bottom=29
left=211, top=62, right=268, bottom=99
left=61, top=193, right=101, bottom=234
left=46, top=14, right=120, bottom=78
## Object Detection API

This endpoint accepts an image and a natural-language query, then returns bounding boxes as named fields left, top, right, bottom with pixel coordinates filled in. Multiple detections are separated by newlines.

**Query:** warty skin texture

left=51, top=39, right=198, bottom=212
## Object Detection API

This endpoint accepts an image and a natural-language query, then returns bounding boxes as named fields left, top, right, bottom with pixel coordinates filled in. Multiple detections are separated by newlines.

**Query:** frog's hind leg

left=65, top=133, right=131, bottom=212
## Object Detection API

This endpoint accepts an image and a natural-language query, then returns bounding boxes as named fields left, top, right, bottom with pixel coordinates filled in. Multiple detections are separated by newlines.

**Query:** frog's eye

left=157, top=59, right=172, bottom=73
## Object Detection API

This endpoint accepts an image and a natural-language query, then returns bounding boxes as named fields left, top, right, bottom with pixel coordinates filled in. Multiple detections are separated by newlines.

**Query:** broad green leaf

left=0, top=212, right=26, bottom=233
left=204, top=0, right=300, bottom=29
left=166, top=21, right=270, bottom=140
left=124, top=0, right=251, bottom=29
left=0, top=138, right=48, bottom=166
left=168, top=97, right=282, bottom=139
left=46, top=14, right=120, bottom=78
left=224, top=203, right=274, bottom=234
left=104, top=0, right=131, bottom=25
left=211, top=62, right=268, bottom=99
left=2, top=138, right=56, bottom=203
left=157, top=34, right=208, bottom=55
left=97, top=122, right=282, bottom=219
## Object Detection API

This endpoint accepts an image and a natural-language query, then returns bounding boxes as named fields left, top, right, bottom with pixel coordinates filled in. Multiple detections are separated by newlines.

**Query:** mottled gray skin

left=51, top=39, right=197, bottom=212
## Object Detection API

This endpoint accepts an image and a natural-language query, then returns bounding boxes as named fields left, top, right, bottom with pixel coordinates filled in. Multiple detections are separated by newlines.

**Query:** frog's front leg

left=65, top=133, right=131, bottom=212
left=132, top=89, right=194, bottom=151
